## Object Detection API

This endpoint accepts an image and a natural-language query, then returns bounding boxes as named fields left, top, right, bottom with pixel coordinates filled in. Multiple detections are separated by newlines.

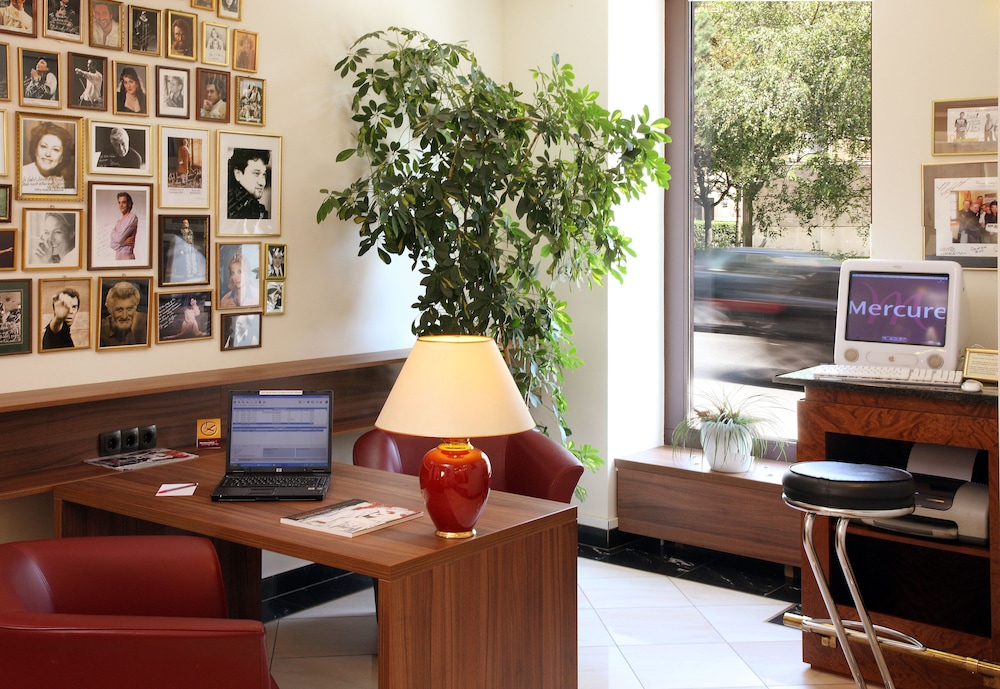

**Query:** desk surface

left=53, top=450, right=580, bottom=689
left=52, top=451, right=576, bottom=581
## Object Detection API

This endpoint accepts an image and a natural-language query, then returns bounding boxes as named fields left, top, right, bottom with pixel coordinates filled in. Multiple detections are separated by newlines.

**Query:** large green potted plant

left=317, top=27, right=670, bottom=494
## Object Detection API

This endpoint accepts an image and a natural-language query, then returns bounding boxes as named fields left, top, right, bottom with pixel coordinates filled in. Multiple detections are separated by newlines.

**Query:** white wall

left=2, top=0, right=505, bottom=394
left=872, top=0, right=999, bottom=350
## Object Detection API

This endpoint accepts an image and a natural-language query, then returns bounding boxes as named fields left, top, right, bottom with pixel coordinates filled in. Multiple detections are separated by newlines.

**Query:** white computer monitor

left=834, top=258, right=965, bottom=370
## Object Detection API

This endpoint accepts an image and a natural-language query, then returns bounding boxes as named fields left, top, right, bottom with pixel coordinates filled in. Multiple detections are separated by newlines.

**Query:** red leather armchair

left=0, top=535, right=279, bottom=689
left=353, top=428, right=584, bottom=503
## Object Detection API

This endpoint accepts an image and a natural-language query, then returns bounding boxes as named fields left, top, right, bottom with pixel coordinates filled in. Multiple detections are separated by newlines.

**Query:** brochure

left=281, top=498, right=423, bottom=538
left=85, top=448, right=199, bottom=471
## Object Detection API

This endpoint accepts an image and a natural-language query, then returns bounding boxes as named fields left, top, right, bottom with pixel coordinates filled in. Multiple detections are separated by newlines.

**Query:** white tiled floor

left=265, top=557, right=872, bottom=689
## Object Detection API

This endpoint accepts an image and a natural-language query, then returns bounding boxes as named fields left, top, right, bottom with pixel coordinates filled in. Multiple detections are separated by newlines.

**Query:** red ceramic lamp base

left=419, top=439, right=492, bottom=539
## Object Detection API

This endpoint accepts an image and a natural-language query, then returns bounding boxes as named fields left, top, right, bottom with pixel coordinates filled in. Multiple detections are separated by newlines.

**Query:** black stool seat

left=783, top=461, right=915, bottom=512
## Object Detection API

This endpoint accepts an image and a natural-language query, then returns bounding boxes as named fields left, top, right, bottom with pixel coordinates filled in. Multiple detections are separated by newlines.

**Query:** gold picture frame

left=16, top=112, right=84, bottom=201
left=933, top=98, right=998, bottom=156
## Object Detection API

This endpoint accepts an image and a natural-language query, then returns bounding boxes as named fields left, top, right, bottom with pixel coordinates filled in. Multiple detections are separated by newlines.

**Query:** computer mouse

left=961, top=379, right=983, bottom=393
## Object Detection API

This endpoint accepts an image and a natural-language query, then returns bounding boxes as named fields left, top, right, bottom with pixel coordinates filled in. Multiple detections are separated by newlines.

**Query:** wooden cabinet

left=616, top=447, right=801, bottom=568
left=793, top=379, right=999, bottom=688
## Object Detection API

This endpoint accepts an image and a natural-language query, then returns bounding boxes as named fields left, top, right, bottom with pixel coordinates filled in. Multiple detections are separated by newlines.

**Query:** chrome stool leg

left=801, top=511, right=869, bottom=688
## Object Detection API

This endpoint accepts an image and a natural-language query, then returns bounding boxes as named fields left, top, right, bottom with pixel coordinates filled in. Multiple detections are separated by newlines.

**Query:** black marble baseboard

left=261, top=526, right=802, bottom=621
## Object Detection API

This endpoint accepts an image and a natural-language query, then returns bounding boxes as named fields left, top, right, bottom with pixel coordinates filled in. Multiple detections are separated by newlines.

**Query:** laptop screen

left=227, top=390, right=333, bottom=472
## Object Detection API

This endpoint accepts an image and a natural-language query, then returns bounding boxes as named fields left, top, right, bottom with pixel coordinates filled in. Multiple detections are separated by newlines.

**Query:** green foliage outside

left=317, top=28, right=671, bottom=497
left=693, top=1, right=872, bottom=248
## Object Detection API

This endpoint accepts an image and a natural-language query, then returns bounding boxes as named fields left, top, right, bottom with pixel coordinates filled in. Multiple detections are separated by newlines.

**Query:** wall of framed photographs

left=0, top=0, right=284, bottom=362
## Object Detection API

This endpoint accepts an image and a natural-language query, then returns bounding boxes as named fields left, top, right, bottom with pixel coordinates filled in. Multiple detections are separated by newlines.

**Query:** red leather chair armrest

left=0, top=613, right=273, bottom=689
left=504, top=430, right=584, bottom=503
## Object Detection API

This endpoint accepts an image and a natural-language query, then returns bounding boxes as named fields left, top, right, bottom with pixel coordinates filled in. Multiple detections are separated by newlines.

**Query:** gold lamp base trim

left=435, top=529, right=476, bottom=539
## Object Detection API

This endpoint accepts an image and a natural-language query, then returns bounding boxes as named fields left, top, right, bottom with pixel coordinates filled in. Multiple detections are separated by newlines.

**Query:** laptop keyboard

left=219, top=475, right=327, bottom=488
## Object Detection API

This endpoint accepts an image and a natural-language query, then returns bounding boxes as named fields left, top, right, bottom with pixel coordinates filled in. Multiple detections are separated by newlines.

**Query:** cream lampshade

left=375, top=335, right=535, bottom=538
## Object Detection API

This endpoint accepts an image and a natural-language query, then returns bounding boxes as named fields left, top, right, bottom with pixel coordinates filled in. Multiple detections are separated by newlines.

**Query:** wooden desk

left=783, top=373, right=999, bottom=688
left=53, top=453, right=578, bottom=689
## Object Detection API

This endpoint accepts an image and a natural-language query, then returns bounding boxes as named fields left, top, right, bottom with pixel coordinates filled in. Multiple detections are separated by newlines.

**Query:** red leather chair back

left=354, top=428, right=584, bottom=503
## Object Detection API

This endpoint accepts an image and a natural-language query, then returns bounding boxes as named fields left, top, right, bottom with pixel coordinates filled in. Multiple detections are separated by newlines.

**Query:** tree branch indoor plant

left=317, top=27, right=671, bottom=496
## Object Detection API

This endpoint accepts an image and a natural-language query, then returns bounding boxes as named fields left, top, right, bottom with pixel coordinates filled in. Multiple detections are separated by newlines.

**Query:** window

left=667, top=1, right=872, bottom=446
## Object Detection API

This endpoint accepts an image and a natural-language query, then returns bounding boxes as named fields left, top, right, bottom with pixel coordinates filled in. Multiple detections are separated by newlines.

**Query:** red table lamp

left=375, top=335, right=535, bottom=538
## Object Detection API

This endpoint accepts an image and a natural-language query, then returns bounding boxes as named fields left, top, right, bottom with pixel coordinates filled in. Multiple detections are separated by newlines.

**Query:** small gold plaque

left=963, top=348, right=999, bottom=383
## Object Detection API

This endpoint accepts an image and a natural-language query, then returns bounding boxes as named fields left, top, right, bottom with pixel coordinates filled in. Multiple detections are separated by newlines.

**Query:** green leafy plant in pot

left=317, top=27, right=671, bottom=498
left=671, top=389, right=786, bottom=473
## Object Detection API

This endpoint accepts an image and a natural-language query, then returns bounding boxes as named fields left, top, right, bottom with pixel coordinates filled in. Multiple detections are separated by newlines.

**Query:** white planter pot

left=700, top=421, right=754, bottom=473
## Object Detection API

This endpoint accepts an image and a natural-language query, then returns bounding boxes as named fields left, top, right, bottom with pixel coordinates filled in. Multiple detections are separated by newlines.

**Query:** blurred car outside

left=693, top=248, right=841, bottom=342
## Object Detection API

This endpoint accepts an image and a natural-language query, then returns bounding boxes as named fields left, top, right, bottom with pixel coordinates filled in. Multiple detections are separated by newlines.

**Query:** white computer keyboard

left=812, top=364, right=964, bottom=387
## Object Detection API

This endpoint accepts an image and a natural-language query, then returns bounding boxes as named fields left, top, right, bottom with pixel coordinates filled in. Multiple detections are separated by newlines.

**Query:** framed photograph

left=216, top=241, right=260, bottom=308
left=158, top=214, right=209, bottom=286
left=264, top=243, right=284, bottom=278
left=221, top=312, right=260, bottom=350
left=0, top=0, right=36, bottom=37
left=0, top=228, right=16, bottom=268
left=191, top=0, right=215, bottom=10
left=19, top=48, right=59, bottom=107
left=22, top=208, right=82, bottom=269
left=38, top=277, right=90, bottom=352
left=0, top=278, right=29, bottom=355
left=216, top=0, right=238, bottom=22
left=235, top=76, right=265, bottom=126
left=264, top=280, right=283, bottom=315
left=67, top=53, right=106, bottom=110
left=89, top=0, right=123, bottom=50
left=202, top=22, right=228, bottom=66
left=88, top=120, right=151, bottom=175
left=933, top=98, right=998, bottom=156
left=43, top=0, right=81, bottom=41
left=87, top=182, right=152, bottom=269
left=156, top=290, right=212, bottom=343
left=112, top=61, right=148, bottom=115
left=128, top=6, right=159, bottom=56
left=155, top=65, right=189, bottom=118
left=922, top=161, right=998, bottom=270
left=218, top=131, right=281, bottom=235
left=16, top=113, right=83, bottom=201
left=232, top=29, right=256, bottom=72
left=195, top=67, right=229, bottom=122
left=165, top=10, right=196, bottom=61
left=0, top=43, right=9, bottom=100
left=96, top=276, right=150, bottom=350
left=159, top=125, right=209, bottom=208
left=0, top=185, right=9, bottom=222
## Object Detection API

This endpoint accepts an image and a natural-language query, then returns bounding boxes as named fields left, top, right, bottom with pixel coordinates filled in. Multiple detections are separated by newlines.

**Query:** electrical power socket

left=138, top=424, right=157, bottom=450
left=121, top=427, right=140, bottom=452
left=98, top=430, right=122, bottom=456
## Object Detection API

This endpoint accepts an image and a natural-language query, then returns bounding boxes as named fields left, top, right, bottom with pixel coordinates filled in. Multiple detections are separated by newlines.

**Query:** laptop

left=211, top=390, right=333, bottom=501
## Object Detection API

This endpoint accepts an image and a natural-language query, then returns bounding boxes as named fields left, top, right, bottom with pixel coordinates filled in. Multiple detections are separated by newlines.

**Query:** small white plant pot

left=700, top=421, right=754, bottom=473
